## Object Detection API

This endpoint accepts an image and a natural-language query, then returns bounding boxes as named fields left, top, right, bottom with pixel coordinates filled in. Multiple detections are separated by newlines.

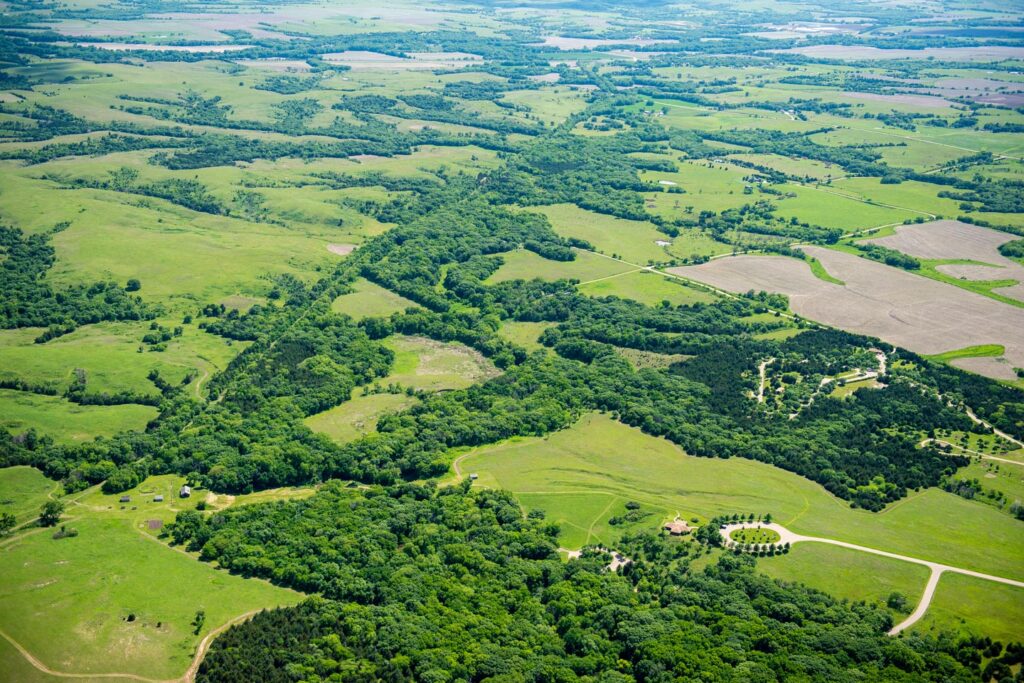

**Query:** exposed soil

left=326, top=243, right=356, bottom=256
left=670, top=248, right=1024, bottom=379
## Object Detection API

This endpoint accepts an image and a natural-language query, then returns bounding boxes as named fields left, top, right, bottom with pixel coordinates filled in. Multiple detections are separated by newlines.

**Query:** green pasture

left=757, top=543, right=929, bottom=619
left=913, top=572, right=1024, bottom=644
left=454, top=413, right=1024, bottom=582
left=304, top=392, right=419, bottom=445
left=774, top=184, right=920, bottom=232
left=0, top=321, right=241, bottom=399
left=927, top=344, right=1005, bottom=364
left=331, top=277, right=419, bottom=319
left=0, top=174, right=335, bottom=311
left=523, top=203, right=677, bottom=264
left=727, top=153, right=840, bottom=181
left=485, top=248, right=635, bottom=283
left=579, top=270, right=718, bottom=307
left=0, top=467, right=59, bottom=526
left=496, top=321, right=553, bottom=353
left=0, top=473, right=302, bottom=680
left=0, top=390, right=157, bottom=445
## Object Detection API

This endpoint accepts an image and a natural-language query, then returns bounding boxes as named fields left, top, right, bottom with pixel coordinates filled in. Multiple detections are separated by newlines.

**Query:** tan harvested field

left=775, top=45, right=1024, bottom=61
left=866, top=221, right=1018, bottom=265
left=866, top=220, right=1024, bottom=301
left=322, top=50, right=481, bottom=69
left=537, top=36, right=672, bottom=50
left=78, top=42, right=252, bottom=52
left=235, top=58, right=312, bottom=72
left=669, top=247, right=1024, bottom=378
left=845, top=92, right=953, bottom=108
left=951, top=356, right=1020, bottom=381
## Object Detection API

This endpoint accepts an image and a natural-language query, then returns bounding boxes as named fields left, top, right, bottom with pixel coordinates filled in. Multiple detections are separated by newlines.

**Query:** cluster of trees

left=853, top=243, right=922, bottom=270
left=167, top=481, right=991, bottom=683
left=0, top=224, right=154, bottom=338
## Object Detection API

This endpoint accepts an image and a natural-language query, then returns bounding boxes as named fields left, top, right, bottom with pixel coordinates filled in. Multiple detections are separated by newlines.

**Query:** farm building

left=663, top=519, right=691, bottom=535
left=179, top=485, right=191, bottom=498
left=153, top=495, right=164, bottom=502
left=119, top=495, right=130, bottom=503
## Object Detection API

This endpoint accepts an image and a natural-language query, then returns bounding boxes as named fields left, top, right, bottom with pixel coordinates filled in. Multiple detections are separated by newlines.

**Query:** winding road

left=719, top=522, right=1024, bottom=635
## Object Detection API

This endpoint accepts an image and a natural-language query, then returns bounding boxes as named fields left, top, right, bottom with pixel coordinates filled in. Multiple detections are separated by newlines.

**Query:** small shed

left=469, top=473, right=479, bottom=481
left=119, top=495, right=131, bottom=503
left=153, top=495, right=164, bottom=502
left=179, top=485, right=191, bottom=498
left=663, top=519, right=691, bottom=536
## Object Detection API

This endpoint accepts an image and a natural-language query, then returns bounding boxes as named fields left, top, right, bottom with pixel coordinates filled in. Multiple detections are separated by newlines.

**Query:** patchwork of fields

left=1, top=0, right=1023, bottom=678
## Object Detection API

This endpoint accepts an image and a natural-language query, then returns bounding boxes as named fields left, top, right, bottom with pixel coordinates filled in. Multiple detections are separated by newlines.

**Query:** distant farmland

left=670, top=247, right=1024, bottom=379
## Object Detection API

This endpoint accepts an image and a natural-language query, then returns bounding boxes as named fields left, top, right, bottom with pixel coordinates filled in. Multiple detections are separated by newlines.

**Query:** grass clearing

left=331, top=277, right=419, bottom=319
left=579, top=270, right=718, bottom=307
left=486, top=248, right=635, bottom=283
left=0, top=467, right=59, bottom=526
left=382, top=335, right=500, bottom=392
left=496, top=321, right=553, bottom=352
left=0, top=473, right=302, bottom=680
left=0, top=321, right=241, bottom=399
left=523, top=203, right=677, bottom=265
left=304, top=392, right=419, bottom=445
left=0, top=390, right=157, bottom=444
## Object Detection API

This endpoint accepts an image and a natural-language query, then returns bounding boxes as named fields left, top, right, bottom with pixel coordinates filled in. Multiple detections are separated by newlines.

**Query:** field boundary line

left=576, top=268, right=644, bottom=286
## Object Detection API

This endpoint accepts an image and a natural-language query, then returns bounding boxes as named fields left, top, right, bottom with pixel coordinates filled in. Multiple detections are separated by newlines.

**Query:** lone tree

left=39, top=500, right=65, bottom=527
left=125, top=278, right=141, bottom=292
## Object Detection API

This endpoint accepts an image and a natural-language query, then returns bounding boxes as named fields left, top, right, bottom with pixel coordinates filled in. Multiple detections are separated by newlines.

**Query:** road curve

left=719, top=522, right=1024, bottom=635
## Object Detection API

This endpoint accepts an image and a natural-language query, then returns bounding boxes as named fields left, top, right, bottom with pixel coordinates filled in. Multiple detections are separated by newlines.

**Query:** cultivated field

left=670, top=248, right=1024, bottom=379
left=865, top=220, right=1024, bottom=303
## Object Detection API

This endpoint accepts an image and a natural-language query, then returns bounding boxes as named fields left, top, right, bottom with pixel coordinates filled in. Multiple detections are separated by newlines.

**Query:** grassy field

left=830, top=377, right=882, bottom=398
left=0, top=390, right=157, bottom=445
left=757, top=542, right=929, bottom=619
left=729, top=527, right=780, bottom=544
left=524, top=203, right=684, bottom=264
left=0, top=321, right=242, bottom=399
left=331, top=277, right=419, bottom=319
left=926, top=344, right=1006, bottom=363
left=382, top=335, right=500, bottom=392
left=496, top=321, right=553, bottom=352
left=304, top=392, right=419, bottom=445
left=486, top=248, right=636, bottom=283
left=0, top=473, right=302, bottom=680
left=0, top=467, right=59, bottom=526
left=579, top=269, right=718, bottom=307
left=454, top=413, right=1024, bottom=582
left=912, top=572, right=1024, bottom=644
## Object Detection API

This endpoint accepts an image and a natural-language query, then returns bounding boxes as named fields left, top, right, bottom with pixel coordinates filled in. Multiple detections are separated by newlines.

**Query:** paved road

left=719, top=522, right=1024, bottom=635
